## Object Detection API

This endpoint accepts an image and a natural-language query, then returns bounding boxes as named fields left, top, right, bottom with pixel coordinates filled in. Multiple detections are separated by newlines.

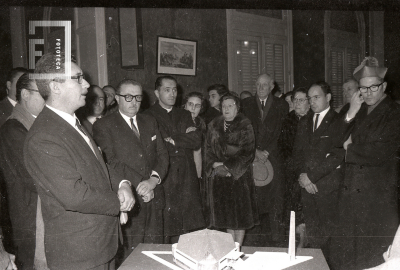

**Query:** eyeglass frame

left=292, top=97, right=308, bottom=104
left=25, top=88, right=40, bottom=93
left=116, top=94, right=143, bottom=102
left=53, top=74, right=85, bottom=84
left=358, top=82, right=384, bottom=93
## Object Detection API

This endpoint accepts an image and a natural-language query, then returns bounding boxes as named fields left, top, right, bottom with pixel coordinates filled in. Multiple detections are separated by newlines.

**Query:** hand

left=212, top=162, right=224, bottom=169
left=299, top=173, right=318, bottom=194
left=214, top=165, right=231, bottom=177
left=136, top=177, right=158, bottom=197
left=118, top=182, right=135, bottom=212
left=186, top=126, right=197, bottom=133
left=142, top=189, right=155, bottom=203
left=120, top=212, right=128, bottom=225
left=347, top=90, right=364, bottom=119
left=164, top=137, right=175, bottom=146
left=255, top=149, right=269, bottom=162
left=0, top=250, right=17, bottom=270
left=343, top=135, right=352, bottom=150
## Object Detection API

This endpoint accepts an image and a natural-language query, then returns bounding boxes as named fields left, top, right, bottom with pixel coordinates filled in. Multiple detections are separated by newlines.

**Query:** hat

left=353, top=57, right=387, bottom=81
left=252, top=156, right=274, bottom=187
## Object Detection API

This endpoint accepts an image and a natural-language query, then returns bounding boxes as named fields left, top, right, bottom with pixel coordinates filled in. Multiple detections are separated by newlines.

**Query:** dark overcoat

left=292, top=108, right=349, bottom=254
left=330, top=96, right=400, bottom=270
left=0, top=98, right=13, bottom=127
left=241, top=94, right=288, bottom=237
left=24, top=107, right=122, bottom=270
left=0, top=119, right=38, bottom=269
left=144, top=103, right=205, bottom=236
left=93, top=111, right=169, bottom=262
left=205, top=114, right=258, bottom=230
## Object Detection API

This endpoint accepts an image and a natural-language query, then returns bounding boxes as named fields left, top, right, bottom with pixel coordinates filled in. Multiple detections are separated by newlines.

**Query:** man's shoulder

left=241, top=96, right=257, bottom=106
left=271, top=95, right=289, bottom=109
left=95, top=111, right=120, bottom=127
left=0, top=98, right=13, bottom=114
left=0, top=118, right=27, bottom=138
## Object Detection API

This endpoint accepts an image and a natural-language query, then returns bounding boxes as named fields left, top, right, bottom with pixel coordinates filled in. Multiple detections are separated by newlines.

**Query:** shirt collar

left=315, top=106, right=330, bottom=120
left=119, top=110, right=137, bottom=126
left=46, top=104, right=78, bottom=128
left=8, top=97, right=17, bottom=107
left=87, top=115, right=101, bottom=125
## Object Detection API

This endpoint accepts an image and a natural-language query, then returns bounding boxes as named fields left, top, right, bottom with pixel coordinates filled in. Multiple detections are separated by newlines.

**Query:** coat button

left=139, top=154, right=143, bottom=157
left=140, top=168, right=143, bottom=171
left=356, top=189, right=361, bottom=193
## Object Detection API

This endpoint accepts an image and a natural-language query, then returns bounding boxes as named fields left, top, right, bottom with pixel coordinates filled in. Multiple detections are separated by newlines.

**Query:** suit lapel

left=313, top=108, right=335, bottom=136
left=116, top=112, right=142, bottom=144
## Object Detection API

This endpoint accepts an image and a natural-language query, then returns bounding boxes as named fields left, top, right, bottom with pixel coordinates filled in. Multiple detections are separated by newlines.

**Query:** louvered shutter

left=330, top=48, right=344, bottom=109
left=345, top=50, right=360, bottom=80
left=265, top=43, right=285, bottom=92
left=236, top=39, right=260, bottom=93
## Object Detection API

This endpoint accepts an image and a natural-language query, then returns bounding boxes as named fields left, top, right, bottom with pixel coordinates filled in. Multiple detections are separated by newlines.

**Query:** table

left=118, top=243, right=330, bottom=270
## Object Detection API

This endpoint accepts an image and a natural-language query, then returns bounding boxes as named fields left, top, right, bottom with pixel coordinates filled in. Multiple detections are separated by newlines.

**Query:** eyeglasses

left=307, top=95, right=322, bottom=102
left=186, top=102, right=201, bottom=109
left=292, top=98, right=307, bottom=104
left=116, top=94, right=143, bottom=102
left=222, top=104, right=236, bottom=110
left=53, top=74, right=85, bottom=84
left=358, top=82, right=384, bottom=93
left=25, top=88, right=40, bottom=93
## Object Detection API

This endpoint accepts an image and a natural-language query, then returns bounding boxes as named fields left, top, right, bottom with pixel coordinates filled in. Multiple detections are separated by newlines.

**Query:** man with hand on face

left=330, top=57, right=400, bottom=270
left=93, top=80, right=168, bottom=266
left=241, top=73, right=288, bottom=243
left=144, top=76, right=205, bottom=244
left=292, top=81, right=351, bottom=264
left=335, top=79, right=358, bottom=113
left=23, top=52, right=135, bottom=270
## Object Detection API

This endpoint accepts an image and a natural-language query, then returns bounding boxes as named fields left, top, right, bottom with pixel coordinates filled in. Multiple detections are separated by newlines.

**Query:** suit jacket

left=0, top=98, right=13, bottom=128
left=0, top=119, right=37, bottom=268
left=293, top=108, right=349, bottom=193
left=93, top=111, right=168, bottom=209
left=24, top=106, right=122, bottom=270
left=241, top=94, right=288, bottom=215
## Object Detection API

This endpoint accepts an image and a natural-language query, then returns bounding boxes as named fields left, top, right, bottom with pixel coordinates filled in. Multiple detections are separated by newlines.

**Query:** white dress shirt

left=313, top=106, right=330, bottom=130
left=8, top=97, right=17, bottom=107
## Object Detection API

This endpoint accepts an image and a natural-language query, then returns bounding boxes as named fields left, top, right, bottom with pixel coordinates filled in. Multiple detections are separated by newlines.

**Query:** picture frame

left=119, top=8, right=144, bottom=69
left=157, top=36, right=197, bottom=76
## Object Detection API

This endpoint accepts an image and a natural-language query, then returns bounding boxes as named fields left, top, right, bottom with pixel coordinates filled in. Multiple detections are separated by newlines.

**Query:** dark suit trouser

left=116, top=198, right=163, bottom=267
left=302, top=189, right=339, bottom=261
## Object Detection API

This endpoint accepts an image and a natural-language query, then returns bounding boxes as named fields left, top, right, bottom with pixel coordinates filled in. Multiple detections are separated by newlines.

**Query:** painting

left=157, top=36, right=197, bottom=76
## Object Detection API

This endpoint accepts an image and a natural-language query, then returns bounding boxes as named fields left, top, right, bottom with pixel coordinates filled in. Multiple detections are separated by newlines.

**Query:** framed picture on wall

left=157, top=36, right=197, bottom=76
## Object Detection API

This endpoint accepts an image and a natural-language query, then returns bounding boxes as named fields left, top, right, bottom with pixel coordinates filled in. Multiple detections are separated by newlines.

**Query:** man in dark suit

left=145, top=76, right=205, bottom=243
left=93, top=79, right=168, bottom=265
left=0, top=73, right=46, bottom=269
left=330, top=57, right=400, bottom=270
left=292, top=81, right=350, bottom=263
left=241, top=73, right=288, bottom=243
left=202, top=84, right=229, bottom=125
left=78, top=85, right=106, bottom=135
left=0, top=68, right=27, bottom=127
left=23, top=52, right=135, bottom=270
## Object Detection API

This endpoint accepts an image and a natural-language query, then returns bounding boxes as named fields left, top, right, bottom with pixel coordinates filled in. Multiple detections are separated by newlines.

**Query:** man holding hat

left=330, top=57, right=400, bottom=270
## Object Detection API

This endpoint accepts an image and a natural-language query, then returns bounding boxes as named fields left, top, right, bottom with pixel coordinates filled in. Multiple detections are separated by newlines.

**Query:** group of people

left=0, top=51, right=398, bottom=270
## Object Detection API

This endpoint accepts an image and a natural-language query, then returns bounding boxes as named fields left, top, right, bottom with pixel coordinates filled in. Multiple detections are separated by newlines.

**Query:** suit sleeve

left=306, top=148, right=345, bottom=183
left=346, top=108, right=400, bottom=166
left=24, top=132, right=120, bottom=216
left=170, top=113, right=201, bottom=150
left=93, top=121, right=143, bottom=188
left=151, top=119, right=169, bottom=181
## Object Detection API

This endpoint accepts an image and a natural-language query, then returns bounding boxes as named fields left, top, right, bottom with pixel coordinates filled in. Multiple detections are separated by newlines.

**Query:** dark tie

left=130, top=118, right=140, bottom=139
left=75, top=119, right=88, bottom=136
left=261, top=100, right=265, bottom=109
left=313, top=113, right=320, bottom=132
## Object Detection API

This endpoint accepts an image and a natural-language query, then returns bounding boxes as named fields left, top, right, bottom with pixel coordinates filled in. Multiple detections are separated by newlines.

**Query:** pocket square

left=151, top=135, right=157, bottom=141
left=320, top=135, right=329, bottom=138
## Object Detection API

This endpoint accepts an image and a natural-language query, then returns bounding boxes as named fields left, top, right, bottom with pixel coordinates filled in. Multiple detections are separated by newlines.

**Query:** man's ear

left=154, top=89, right=160, bottom=100
left=382, top=82, right=388, bottom=92
left=326, top=93, right=332, bottom=103
left=49, top=81, right=61, bottom=95
left=21, top=89, right=30, bottom=101
left=6, top=81, right=11, bottom=94
left=115, top=94, right=120, bottom=105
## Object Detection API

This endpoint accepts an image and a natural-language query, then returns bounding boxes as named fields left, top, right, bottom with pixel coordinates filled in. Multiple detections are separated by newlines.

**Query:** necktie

left=261, top=100, right=265, bottom=109
left=313, top=113, right=320, bottom=132
left=130, top=118, right=140, bottom=139
left=76, top=119, right=88, bottom=136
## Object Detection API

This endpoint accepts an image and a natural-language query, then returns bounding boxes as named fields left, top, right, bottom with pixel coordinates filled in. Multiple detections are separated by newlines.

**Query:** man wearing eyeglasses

left=329, top=57, right=400, bottom=270
left=93, top=79, right=168, bottom=266
left=23, top=52, right=135, bottom=270
left=292, top=81, right=351, bottom=265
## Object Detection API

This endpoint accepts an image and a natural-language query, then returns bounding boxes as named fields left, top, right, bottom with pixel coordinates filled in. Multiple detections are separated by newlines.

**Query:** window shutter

left=330, top=49, right=344, bottom=109
left=236, top=40, right=259, bottom=93
left=265, top=43, right=284, bottom=91
left=346, top=51, right=360, bottom=80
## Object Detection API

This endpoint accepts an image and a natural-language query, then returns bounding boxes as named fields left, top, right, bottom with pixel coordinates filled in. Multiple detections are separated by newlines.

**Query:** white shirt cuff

left=151, top=170, right=161, bottom=184
left=345, top=113, right=354, bottom=122
left=119, top=180, right=131, bottom=189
